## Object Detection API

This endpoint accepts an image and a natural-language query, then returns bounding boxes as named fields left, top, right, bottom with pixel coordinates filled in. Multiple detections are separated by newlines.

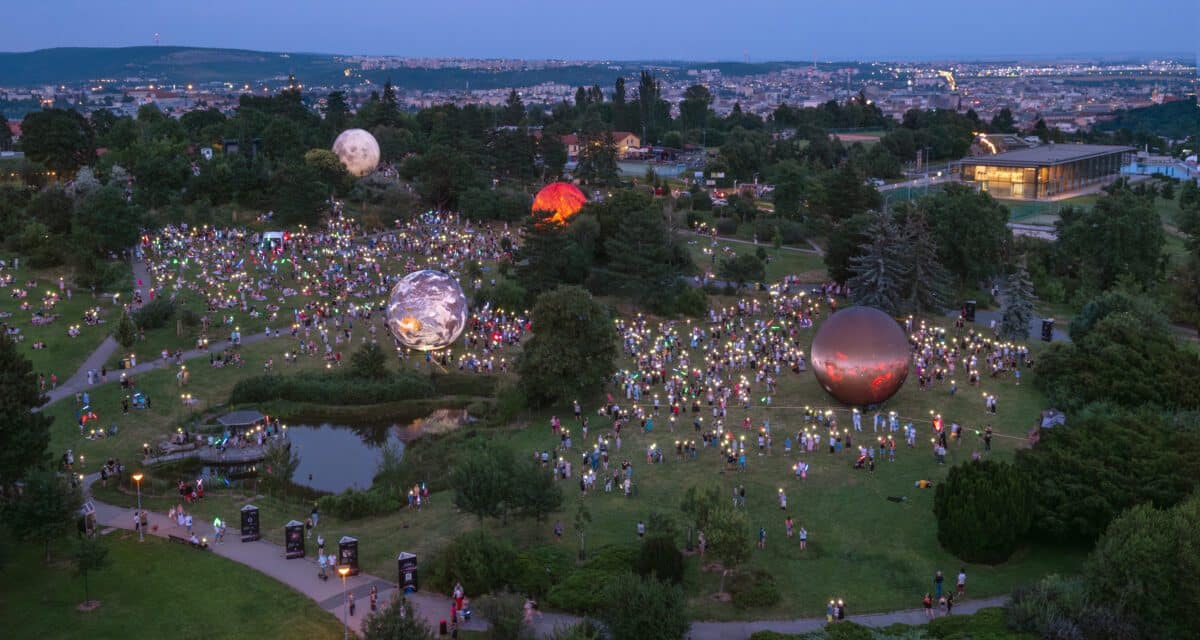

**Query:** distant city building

left=957, top=143, right=1133, bottom=200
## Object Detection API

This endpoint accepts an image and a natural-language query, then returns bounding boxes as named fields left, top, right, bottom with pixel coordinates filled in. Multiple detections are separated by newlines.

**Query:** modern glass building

left=958, top=144, right=1133, bottom=200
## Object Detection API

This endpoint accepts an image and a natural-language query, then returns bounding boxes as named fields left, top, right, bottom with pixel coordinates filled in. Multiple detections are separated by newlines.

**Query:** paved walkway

left=85, top=472, right=1006, bottom=639
left=685, top=230, right=825, bottom=256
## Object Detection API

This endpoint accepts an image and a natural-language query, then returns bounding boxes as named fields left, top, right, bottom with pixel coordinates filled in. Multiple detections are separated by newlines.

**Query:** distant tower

left=154, top=32, right=160, bottom=45
left=743, top=49, right=749, bottom=63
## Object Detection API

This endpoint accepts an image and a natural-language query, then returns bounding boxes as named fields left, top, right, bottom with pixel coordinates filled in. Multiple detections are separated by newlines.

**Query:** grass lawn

left=684, top=235, right=827, bottom=283
left=35, top=223, right=1081, bottom=622
left=4, top=534, right=342, bottom=640
left=75, top=304, right=1084, bottom=621
left=0, top=257, right=123, bottom=379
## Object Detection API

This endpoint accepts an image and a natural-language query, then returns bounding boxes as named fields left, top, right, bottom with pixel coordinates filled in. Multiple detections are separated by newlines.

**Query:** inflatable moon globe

left=810, top=306, right=910, bottom=406
left=331, top=128, right=380, bottom=176
left=386, top=270, right=469, bottom=351
left=532, top=182, right=587, bottom=224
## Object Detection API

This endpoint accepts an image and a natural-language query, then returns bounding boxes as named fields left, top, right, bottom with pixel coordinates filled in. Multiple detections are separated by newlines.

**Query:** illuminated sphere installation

left=331, top=128, right=380, bottom=176
left=386, top=270, right=468, bottom=351
left=810, top=306, right=910, bottom=406
left=531, top=182, right=586, bottom=224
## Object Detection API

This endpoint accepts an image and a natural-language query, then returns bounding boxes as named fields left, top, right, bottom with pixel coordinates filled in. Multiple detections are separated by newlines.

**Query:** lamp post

left=338, top=565, right=351, bottom=639
left=131, top=472, right=144, bottom=542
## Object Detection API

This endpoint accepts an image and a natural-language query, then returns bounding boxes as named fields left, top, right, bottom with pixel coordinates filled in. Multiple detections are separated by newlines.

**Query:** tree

left=680, top=484, right=722, bottom=551
left=362, top=597, right=436, bottom=640
left=849, top=210, right=908, bottom=315
left=989, top=107, right=1016, bottom=133
left=517, top=286, right=617, bottom=406
left=768, top=160, right=814, bottom=220
left=73, top=535, right=109, bottom=606
left=597, top=573, right=690, bottom=640
left=0, top=334, right=52, bottom=486
left=998, top=260, right=1036, bottom=339
left=921, top=184, right=1010, bottom=285
left=72, top=185, right=144, bottom=257
left=511, top=458, right=563, bottom=523
left=1016, top=406, right=1200, bottom=542
left=824, top=213, right=873, bottom=283
left=27, top=186, right=74, bottom=235
left=515, top=210, right=592, bottom=296
left=350, top=341, right=390, bottom=379
left=20, top=108, right=96, bottom=174
left=636, top=535, right=684, bottom=584
left=933, top=460, right=1033, bottom=563
left=261, top=442, right=301, bottom=502
left=1054, top=191, right=1164, bottom=291
left=0, top=112, right=10, bottom=151
left=575, top=130, right=618, bottom=186
left=719, top=254, right=766, bottom=289
left=303, top=148, right=349, bottom=195
left=897, top=206, right=950, bottom=313
left=573, top=502, right=592, bottom=561
left=539, top=135, right=568, bottom=179
left=503, top=90, right=525, bottom=127
left=1084, top=495, right=1200, bottom=640
left=602, top=205, right=688, bottom=301
left=323, top=91, right=350, bottom=133
left=114, top=312, right=137, bottom=349
left=679, top=85, right=712, bottom=136
left=704, top=503, right=750, bottom=594
left=1037, top=303, right=1200, bottom=412
left=400, top=144, right=478, bottom=210
left=451, top=446, right=513, bottom=524
left=269, top=162, right=330, bottom=226
left=5, top=470, right=81, bottom=562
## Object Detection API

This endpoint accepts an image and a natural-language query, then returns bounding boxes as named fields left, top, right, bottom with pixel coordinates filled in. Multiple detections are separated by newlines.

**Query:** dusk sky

left=1, top=0, right=1195, bottom=60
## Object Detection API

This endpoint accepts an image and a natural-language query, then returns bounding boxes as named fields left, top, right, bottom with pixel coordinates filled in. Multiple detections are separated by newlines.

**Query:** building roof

left=970, top=144, right=1133, bottom=167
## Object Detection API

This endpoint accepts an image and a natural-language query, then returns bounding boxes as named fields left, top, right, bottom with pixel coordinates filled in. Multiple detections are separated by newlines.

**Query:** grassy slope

left=0, top=259, right=120, bottom=379
left=4, top=534, right=341, bottom=640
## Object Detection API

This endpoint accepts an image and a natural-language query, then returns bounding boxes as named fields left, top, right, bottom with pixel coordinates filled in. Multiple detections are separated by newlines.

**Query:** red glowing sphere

left=810, top=306, right=910, bottom=406
left=532, top=182, right=586, bottom=224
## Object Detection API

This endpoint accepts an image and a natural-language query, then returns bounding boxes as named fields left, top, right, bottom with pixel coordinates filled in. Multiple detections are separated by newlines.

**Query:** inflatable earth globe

left=331, top=128, right=380, bottom=176
left=385, top=270, right=468, bottom=351
left=810, top=305, right=910, bottom=406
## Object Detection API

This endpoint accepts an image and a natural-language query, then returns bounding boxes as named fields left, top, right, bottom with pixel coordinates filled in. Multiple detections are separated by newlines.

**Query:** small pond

left=288, top=408, right=470, bottom=494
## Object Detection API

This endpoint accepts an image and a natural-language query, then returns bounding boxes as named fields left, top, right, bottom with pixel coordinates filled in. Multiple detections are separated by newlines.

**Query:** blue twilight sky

left=1, top=0, right=1195, bottom=60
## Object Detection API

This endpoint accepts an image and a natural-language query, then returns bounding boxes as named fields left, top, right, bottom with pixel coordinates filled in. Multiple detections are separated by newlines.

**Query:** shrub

left=513, top=545, right=574, bottom=598
left=545, top=569, right=617, bottom=615
left=596, top=573, right=690, bottom=640
left=317, top=487, right=401, bottom=520
left=131, top=296, right=176, bottom=330
left=754, top=219, right=806, bottom=245
left=636, top=535, right=684, bottom=584
left=933, top=460, right=1032, bottom=563
left=1006, top=574, right=1137, bottom=640
left=229, top=370, right=434, bottom=405
left=729, top=569, right=782, bottom=610
left=426, top=531, right=519, bottom=595
left=349, top=342, right=390, bottom=379
left=715, top=217, right=738, bottom=235
left=478, top=591, right=534, bottom=640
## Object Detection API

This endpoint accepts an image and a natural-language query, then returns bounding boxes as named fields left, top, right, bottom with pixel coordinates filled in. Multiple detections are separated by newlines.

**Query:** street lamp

left=338, top=565, right=351, bottom=639
left=131, top=473, right=144, bottom=542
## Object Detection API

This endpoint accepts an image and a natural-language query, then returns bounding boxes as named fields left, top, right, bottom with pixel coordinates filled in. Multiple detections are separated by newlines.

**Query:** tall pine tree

left=849, top=210, right=908, bottom=315
left=899, top=206, right=951, bottom=314
left=515, top=209, right=592, bottom=296
left=999, top=259, right=1037, bottom=339
left=0, top=334, right=52, bottom=486
left=602, top=204, right=680, bottom=301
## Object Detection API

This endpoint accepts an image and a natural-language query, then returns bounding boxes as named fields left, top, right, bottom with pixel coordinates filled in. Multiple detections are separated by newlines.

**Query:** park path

left=84, top=472, right=1006, bottom=639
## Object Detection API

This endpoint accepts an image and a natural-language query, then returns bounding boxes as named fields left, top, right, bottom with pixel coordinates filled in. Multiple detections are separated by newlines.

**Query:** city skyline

left=1, top=0, right=1195, bottom=61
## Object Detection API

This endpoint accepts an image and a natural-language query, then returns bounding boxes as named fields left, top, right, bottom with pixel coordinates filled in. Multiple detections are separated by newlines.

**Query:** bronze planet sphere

left=810, top=306, right=910, bottom=406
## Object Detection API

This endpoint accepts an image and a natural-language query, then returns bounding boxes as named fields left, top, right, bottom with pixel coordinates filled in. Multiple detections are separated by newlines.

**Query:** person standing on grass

left=934, top=569, right=944, bottom=599
left=956, top=568, right=966, bottom=597
left=799, top=526, right=807, bottom=550
left=311, top=502, right=319, bottom=528
left=923, top=593, right=934, bottom=618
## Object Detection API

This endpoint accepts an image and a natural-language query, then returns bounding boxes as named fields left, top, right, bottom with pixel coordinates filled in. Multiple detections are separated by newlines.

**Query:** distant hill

left=0, top=46, right=344, bottom=85
left=1097, top=97, right=1199, bottom=140
left=0, top=46, right=831, bottom=91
